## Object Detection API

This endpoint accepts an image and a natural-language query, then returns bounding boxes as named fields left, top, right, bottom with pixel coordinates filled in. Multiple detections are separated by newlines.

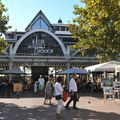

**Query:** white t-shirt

left=54, top=82, right=63, bottom=96
left=69, top=78, right=77, bottom=92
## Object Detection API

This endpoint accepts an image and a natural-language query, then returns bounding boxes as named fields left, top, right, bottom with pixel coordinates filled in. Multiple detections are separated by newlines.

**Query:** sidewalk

left=0, top=95, right=120, bottom=120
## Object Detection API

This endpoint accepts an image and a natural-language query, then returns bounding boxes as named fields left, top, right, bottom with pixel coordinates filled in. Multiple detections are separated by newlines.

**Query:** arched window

left=16, top=32, right=64, bottom=56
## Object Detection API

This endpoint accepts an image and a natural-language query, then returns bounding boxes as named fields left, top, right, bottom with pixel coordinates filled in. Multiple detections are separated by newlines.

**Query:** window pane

left=54, top=26, right=59, bottom=31
left=32, top=19, right=41, bottom=30
left=61, top=26, right=65, bottom=31
left=41, top=19, right=48, bottom=30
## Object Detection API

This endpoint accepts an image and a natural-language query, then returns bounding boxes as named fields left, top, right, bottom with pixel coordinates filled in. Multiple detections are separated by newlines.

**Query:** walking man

left=65, top=74, right=78, bottom=110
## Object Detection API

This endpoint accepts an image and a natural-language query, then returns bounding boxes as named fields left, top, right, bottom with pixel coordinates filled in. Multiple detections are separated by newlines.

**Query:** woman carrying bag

left=54, top=76, right=64, bottom=119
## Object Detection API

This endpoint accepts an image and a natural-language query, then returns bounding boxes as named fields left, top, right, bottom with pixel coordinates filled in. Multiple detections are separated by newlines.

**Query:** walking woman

left=54, top=76, right=63, bottom=119
left=44, top=78, right=53, bottom=105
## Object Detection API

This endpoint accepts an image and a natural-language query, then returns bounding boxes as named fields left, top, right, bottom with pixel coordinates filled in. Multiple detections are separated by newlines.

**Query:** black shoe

left=65, top=106, right=70, bottom=110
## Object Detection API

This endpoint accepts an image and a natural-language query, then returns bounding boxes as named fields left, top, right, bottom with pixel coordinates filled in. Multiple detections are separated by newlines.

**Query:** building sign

left=27, top=36, right=53, bottom=54
left=17, top=32, right=63, bottom=56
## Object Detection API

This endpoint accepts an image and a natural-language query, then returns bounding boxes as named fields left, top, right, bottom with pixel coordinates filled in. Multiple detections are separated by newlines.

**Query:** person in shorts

left=54, top=76, right=64, bottom=119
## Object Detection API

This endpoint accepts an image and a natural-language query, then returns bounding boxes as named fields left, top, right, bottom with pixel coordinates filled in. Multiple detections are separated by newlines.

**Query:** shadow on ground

left=0, top=102, right=120, bottom=120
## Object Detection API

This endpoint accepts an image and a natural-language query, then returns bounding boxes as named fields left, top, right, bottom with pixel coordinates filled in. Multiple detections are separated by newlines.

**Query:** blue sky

left=2, top=0, right=84, bottom=31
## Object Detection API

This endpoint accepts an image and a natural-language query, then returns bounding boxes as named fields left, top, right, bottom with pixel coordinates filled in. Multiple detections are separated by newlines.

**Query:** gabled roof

left=25, top=10, right=51, bottom=31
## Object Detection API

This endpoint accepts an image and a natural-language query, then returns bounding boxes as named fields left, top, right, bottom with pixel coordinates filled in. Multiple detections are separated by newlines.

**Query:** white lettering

left=30, top=37, right=53, bottom=54
left=37, top=49, right=53, bottom=53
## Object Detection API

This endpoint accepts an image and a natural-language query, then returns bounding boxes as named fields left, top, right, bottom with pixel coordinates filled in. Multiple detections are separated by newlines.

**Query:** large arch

left=12, top=29, right=68, bottom=55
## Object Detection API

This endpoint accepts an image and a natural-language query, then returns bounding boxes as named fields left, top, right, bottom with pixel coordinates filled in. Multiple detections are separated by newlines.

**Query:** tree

left=69, top=0, right=120, bottom=62
left=0, top=0, right=10, bottom=53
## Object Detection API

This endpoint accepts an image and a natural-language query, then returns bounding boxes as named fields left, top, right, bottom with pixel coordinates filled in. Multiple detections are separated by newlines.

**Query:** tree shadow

left=0, top=102, right=120, bottom=120
left=0, top=90, right=45, bottom=98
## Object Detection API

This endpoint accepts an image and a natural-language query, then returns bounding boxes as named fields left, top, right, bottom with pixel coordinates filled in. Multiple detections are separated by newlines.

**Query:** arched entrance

left=11, top=29, right=68, bottom=82
left=31, top=66, right=48, bottom=83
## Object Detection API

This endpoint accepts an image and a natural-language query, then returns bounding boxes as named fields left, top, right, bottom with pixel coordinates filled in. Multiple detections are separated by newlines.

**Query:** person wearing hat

left=65, top=74, right=78, bottom=110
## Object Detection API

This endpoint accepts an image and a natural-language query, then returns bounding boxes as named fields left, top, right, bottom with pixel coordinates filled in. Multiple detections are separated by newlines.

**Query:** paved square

left=0, top=95, right=120, bottom=120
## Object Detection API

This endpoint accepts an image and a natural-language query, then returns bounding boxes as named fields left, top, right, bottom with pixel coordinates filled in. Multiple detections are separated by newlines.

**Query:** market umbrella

left=1, top=68, right=26, bottom=74
left=56, top=67, right=88, bottom=75
left=85, top=61, right=120, bottom=72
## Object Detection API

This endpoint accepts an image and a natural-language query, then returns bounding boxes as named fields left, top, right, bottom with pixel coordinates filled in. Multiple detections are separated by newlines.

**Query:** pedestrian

left=65, top=74, right=78, bottom=110
left=43, top=78, right=53, bottom=105
left=38, top=75, right=45, bottom=95
left=34, top=81, right=38, bottom=93
left=54, top=76, right=64, bottom=119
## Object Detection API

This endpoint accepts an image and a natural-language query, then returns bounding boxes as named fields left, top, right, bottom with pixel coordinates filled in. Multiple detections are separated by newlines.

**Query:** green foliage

left=69, top=0, right=120, bottom=62
left=0, top=0, right=10, bottom=33
left=0, top=37, right=7, bottom=54
left=0, top=0, right=10, bottom=53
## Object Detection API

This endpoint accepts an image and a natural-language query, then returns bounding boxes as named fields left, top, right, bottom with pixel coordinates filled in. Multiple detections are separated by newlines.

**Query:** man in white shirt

left=65, top=74, right=78, bottom=110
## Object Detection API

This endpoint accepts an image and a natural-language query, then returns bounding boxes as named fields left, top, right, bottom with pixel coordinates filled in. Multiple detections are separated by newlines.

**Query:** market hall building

left=2, top=10, right=98, bottom=81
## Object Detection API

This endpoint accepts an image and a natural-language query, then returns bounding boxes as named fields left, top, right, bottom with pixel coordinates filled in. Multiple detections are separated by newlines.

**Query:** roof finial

left=58, top=17, right=62, bottom=23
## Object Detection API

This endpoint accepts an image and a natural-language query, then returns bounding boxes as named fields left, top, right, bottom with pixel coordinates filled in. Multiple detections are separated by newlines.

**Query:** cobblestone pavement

left=0, top=93, right=120, bottom=120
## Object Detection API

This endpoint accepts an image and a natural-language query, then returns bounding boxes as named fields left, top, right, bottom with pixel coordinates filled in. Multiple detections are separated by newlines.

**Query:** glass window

left=62, top=37, right=75, bottom=42
left=54, top=26, right=59, bottom=31
left=8, top=34, right=14, bottom=39
left=65, top=27, right=69, bottom=31
left=32, top=19, right=41, bottom=30
left=61, top=26, right=65, bottom=31
left=41, top=19, right=48, bottom=30
left=31, top=18, right=48, bottom=30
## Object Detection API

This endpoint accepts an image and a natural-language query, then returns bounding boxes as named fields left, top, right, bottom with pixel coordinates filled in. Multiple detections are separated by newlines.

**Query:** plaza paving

left=0, top=93, right=120, bottom=120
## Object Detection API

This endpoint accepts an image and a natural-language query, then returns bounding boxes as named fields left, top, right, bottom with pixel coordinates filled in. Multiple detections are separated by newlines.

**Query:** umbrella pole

left=67, top=73, right=69, bottom=90
left=8, top=73, right=13, bottom=83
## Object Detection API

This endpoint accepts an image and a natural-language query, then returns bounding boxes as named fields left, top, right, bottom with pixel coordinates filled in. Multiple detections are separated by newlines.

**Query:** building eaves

left=52, top=23, right=68, bottom=27
left=55, top=31, right=71, bottom=35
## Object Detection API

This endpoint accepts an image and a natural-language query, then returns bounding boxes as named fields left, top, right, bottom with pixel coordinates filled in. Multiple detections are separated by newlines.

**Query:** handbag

left=63, top=92, right=68, bottom=102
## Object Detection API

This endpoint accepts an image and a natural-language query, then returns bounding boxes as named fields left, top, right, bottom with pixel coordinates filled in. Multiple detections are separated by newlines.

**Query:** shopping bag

left=63, top=92, right=68, bottom=102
